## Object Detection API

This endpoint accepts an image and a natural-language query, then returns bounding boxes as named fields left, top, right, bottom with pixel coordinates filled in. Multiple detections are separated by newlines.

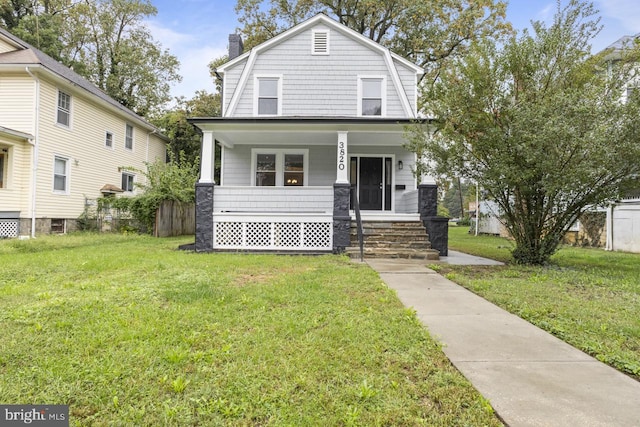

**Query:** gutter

left=25, top=66, right=40, bottom=238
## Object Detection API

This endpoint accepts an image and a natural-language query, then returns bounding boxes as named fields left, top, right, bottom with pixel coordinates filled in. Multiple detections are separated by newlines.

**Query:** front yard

left=441, top=226, right=640, bottom=379
left=0, top=234, right=500, bottom=426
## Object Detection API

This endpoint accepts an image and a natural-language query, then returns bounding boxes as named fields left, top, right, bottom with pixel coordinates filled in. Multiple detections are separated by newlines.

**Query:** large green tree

left=153, top=90, right=221, bottom=165
left=226, top=0, right=509, bottom=84
left=406, top=0, right=640, bottom=265
left=0, top=0, right=181, bottom=117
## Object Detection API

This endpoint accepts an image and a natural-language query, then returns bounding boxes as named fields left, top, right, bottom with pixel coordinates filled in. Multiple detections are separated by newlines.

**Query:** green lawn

left=439, top=226, right=640, bottom=379
left=0, top=234, right=500, bottom=426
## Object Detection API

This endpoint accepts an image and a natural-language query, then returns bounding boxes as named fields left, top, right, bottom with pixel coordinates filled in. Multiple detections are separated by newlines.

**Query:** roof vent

left=312, top=30, right=329, bottom=55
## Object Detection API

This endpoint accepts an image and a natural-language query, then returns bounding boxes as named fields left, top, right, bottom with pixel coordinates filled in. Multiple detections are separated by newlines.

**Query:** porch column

left=336, top=131, right=348, bottom=183
left=196, top=131, right=215, bottom=252
left=333, top=131, right=351, bottom=253
left=199, top=131, right=215, bottom=184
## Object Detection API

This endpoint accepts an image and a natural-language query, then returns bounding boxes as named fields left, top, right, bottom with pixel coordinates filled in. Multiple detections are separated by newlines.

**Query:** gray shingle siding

left=226, top=23, right=414, bottom=117
left=222, top=144, right=336, bottom=186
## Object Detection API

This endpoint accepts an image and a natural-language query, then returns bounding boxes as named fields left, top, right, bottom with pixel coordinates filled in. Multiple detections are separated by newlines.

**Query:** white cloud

left=596, top=0, right=640, bottom=33
left=146, top=19, right=228, bottom=101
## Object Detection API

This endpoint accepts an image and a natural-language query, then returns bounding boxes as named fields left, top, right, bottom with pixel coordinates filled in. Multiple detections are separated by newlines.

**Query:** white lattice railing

left=213, top=213, right=333, bottom=251
left=0, top=219, right=19, bottom=238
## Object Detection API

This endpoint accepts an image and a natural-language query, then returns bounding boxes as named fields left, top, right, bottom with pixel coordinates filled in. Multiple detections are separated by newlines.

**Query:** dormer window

left=312, top=29, right=329, bottom=55
left=358, top=76, right=386, bottom=116
left=255, top=75, right=282, bottom=116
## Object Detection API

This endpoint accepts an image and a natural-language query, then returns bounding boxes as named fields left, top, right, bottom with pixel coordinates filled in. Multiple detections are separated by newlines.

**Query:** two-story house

left=0, top=27, right=167, bottom=238
left=191, top=14, right=442, bottom=257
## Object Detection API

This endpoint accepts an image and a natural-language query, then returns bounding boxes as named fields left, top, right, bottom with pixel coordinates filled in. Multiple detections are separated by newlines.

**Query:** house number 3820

left=338, top=141, right=346, bottom=170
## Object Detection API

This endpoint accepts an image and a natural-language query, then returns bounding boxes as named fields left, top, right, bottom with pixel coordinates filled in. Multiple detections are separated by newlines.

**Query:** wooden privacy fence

left=154, top=200, right=195, bottom=237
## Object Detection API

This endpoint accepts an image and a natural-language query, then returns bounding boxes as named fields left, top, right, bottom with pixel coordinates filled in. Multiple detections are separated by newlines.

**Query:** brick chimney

left=228, top=34, right=244, bottom=60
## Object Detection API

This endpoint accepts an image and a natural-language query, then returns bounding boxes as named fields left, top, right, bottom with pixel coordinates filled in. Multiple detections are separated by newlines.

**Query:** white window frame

left=105, top=131, right=114, bottom=149
left=53, top=155, right=70, bottom=194
left=121, top=172, right=135, bottom=192
left=56, top=90, right=71, bottom=127
left=357, top=75, right=387, bottom=117
left=125, top=124, right=134, bottom=150
left=254, top=74, right=283, bottom=116
left=312, top=29, right=330, bottom=55
left=251, top=148, right=309, bottom=186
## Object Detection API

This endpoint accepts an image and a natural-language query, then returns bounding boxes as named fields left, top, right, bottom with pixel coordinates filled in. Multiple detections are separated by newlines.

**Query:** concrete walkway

left=364, top=256, right=640, bottom=427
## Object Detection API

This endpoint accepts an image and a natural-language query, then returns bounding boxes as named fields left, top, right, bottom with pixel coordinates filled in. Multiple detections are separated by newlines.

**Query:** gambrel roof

left=217, top=13, right=424, bottom=118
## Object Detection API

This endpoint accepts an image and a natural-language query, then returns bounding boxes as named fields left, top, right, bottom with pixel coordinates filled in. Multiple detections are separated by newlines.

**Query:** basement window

left=51, top=219, right=66, bottom=234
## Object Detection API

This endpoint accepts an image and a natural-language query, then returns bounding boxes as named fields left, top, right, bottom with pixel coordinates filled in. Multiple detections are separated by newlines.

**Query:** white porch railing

left=212, top=187, right=334, bottom=251
left=213, top=213, right=333, bottom=251
left=214, top=186, right=334, bottom=213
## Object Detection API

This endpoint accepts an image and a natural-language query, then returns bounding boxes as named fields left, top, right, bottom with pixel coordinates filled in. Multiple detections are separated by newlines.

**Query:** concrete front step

left=348, top=219, right=438, bottom=259
left=353, top=233, right=430, bottom=243
left=345, top=247, right=440, bottom=260
left=352, top=241, right=431, bottom=249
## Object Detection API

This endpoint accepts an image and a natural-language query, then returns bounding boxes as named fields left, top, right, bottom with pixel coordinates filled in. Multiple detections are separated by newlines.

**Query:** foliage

left=153, top=90, right=221, bottom=165
left=407, top=0, right=640, bottom=265
left=0, top=0, right=181, bottom=117
left=442, top=179, right=475, bottom=219
left=573, top=211, right=606, bottom=247
left=232, top=0, right=510, bottom=81
left=443, top=226, right=640, bottom=378
left=0, top=0, right=73, bottom=61
left=0, top=234, right=501, bottom=425
left=118, top=151, right=199, bottom=233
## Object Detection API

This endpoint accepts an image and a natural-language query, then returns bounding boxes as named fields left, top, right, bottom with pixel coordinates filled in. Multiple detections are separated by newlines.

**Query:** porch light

left=398, top=160, right=403, bottom=170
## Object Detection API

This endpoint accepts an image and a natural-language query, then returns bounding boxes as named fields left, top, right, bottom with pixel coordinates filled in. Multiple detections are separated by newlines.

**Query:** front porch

left=196, top=184, right=444, bottom=256
left=191, top=117, right=446, bottom=256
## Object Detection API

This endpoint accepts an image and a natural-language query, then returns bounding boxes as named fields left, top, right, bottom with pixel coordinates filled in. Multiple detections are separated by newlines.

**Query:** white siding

left=611, top=204, right=640, bottom=253
left=0, top=74, right=35, bottom=133
left=0, top=38, right=16, bottom=53
left=0, top=135, right=32, bottom=215
left=34, top=78, right=166, bottom=219
left=228, top=23, right=410, bottom=117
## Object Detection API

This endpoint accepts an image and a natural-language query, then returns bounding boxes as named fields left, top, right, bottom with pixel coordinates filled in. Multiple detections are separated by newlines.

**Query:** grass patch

left=441, top=227, right=640, bottom=379
left=0, top=233, right=500, bottom=426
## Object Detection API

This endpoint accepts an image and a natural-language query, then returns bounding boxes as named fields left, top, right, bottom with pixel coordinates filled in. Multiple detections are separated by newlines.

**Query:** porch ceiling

left=189, top=117, right=418, bottom=148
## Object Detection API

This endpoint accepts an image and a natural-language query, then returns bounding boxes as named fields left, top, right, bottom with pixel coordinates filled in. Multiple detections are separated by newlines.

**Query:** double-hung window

left=57, top=90, right=71, bottom=126
left=53, top=156, right=69, bottom=193
left=125, top=124, right=133, bottom=150
left=358, top=77, right=385, bottom=116
left=105, top=131, right=113, bottom=148
left=121, top=172, right=135, bottom=192
left=253, top=149, right=307, bottom=186
left=255, top=76, right=281, bottom=116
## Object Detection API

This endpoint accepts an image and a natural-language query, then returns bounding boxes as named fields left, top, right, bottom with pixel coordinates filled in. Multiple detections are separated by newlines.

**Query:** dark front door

left=359, top=157, right=383, bottom=210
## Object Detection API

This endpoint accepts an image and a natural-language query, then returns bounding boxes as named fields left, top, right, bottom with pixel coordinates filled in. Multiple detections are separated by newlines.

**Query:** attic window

left=312, top=30, right=329, bottom=55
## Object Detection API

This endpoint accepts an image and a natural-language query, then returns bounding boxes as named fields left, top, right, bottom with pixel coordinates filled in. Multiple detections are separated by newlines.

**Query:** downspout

left=26, top=67, right=40, bottom=238
left=146, top=129, right=157, bottom=164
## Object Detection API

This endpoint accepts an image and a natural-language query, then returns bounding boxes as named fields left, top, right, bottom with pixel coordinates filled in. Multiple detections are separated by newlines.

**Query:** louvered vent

left=313, top=30, right=329, bottom=55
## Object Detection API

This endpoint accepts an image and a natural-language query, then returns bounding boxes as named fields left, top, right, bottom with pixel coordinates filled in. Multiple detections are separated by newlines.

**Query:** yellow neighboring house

left=0, top=27, right=167, bottom=238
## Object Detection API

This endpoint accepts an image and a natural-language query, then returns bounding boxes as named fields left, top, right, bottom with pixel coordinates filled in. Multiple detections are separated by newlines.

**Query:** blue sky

left=147, top=0, right=640, bottom=101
